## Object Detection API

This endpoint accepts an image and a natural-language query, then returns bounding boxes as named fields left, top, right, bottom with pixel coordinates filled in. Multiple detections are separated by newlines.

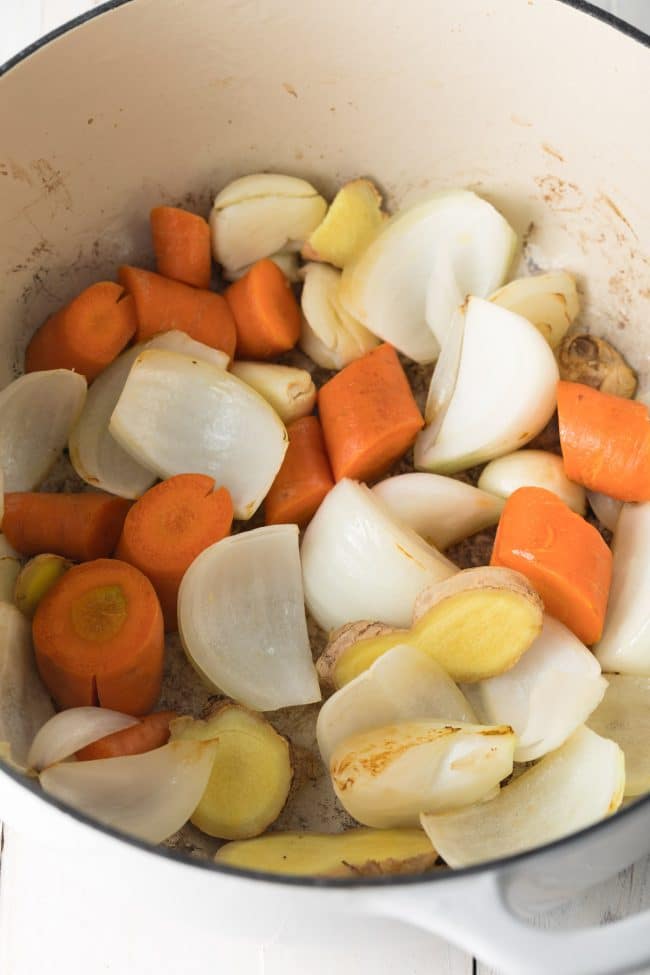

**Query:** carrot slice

left=265, top=416, right=334, bottom=527
left=557, top=380, right=650, bottom=502
left=150, top=206, right=211, bottom=289
left=318, top=343, right=424, bottom=483
left=25, top=282, right=137, bottom=382
left=490, top=486, right=612, bottom=645
left=224, top=259, right=301, bottom=359
left=115, top=474, right=233, bottom=630
left=3, top=493, right=131, bottom=561
left=33, top=558, right=164, bottom=714
left=76, top=710, right=177, bottom=760
left=118, top=265, right=236, bottom=358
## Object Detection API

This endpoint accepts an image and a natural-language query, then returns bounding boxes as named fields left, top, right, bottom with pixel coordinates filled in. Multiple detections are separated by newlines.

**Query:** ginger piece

left=171, top=704, right=292, bottom=840
left=303, top=178, right=385, bottom=268
left=215, top=827, right=437, bottom=877
left=556, top=333, right=637, bottom=398
left=316, top=620, right=399, bottom=691
left=323, top=566, right=543, bottom=688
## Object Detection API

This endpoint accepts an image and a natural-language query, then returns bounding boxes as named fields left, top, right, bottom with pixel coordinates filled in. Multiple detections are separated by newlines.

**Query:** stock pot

left=1, top=1, right=650, bottom=971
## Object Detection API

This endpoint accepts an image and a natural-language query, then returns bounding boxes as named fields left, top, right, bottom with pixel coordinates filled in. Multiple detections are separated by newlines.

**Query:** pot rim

left=0, top=0, right=648, bottom=889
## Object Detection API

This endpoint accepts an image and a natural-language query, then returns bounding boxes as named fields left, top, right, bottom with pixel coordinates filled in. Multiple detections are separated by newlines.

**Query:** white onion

left=588, top=675, right=650, bottom=796
left=477, top=449, right=586, bottom=514
left=372, top=473, right=503, bottom=550
left=468, top=616, right=607, bottom=761
left=301, top=479, right=456, bottom=631
left=110, top=349, right=288, bottom=520
left=415, top=298, right=559, bottom=474
left=229, top=361, right=316, bottom=424
left=148, top=331, right=230, bottom=370
left=210, top=173, right=327, bottom=273
left=69, top=345, right=156, bottom=499
left=299, top=263, right=379, bottom=370
left=330, top=719, right=515, bottom=829
left=339, top=190, right=516, bottom=363
left=40, top=740, right=216, bottom=844
left=0, top=531, right=20, bottom=603
left=0, top=370, right=86, bottom=491
left=490, top=270, right=579, bottom=348
left=0, top=602, right=54, bottom=769
left=588, top=490, right=622, bottom=532
left=178, top=524, right=321, bottom=711
left=423, top=303, right=465, bottom=426
left=224, top=250, right=301, bottom=283
left=317, top=644, right=476, bottom=764
left=595, top=502, right=650, bottom=674
left=28, top=707, right=139, bottom=772
left=421, top=726, right=624, bottom=867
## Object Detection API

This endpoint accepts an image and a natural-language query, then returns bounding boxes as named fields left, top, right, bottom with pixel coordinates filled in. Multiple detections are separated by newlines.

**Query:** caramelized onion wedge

left=40, top=740, right=216, bottom=844
left=421, top=726, right=624, bottom=867
left=178, top=525, right=321, bottom=711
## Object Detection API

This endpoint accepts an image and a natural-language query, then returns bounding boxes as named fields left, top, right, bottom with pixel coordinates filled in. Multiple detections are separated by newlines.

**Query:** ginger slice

left=303, top=178, right=385, bottom=268
left=215, top=827, right=437, bottom=877
left=171, top=704, right=292, bottom=840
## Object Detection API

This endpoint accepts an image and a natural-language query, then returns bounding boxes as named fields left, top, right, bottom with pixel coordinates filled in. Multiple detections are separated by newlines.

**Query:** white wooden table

left=2, top=2, right=650, bottom=973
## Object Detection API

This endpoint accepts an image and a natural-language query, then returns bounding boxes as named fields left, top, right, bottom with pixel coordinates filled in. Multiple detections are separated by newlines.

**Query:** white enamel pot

left=1, top=2, right=650, bottom=972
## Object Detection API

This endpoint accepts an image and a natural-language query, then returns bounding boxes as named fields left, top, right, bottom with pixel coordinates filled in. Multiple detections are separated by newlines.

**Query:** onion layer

left=28, top=707, right=139, bottom=772
left=478, top=450, right=586, bottom=515
left=588, top=675, right=650, bottom=796
left=178, top=524, right=321, bottom=711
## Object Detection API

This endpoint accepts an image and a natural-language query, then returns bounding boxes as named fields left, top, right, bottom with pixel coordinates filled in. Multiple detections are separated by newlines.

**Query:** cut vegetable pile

left=1, top=168, right=646, bottom=879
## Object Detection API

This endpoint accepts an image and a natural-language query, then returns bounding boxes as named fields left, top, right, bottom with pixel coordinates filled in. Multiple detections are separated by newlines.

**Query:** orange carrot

left=224, top=259, right=301, bottom=359
left=33, top=558, right=164, bottom=714
left=115, top=474, right=233, bottom=630
left=317, top=343, right=424, bottom=483
left=118, top=265, right=236, bottom=358
left=76, top=710, right=177, bottom=761
left=2, top=493, right=131, bottom=562
left=491, top=486, right=612, bottom=645
left=150, top=206, right=211, bottom=289
left=265, top=416, right=334, bottom=527
left=25, top=282, right=137, bottom=382
left=558, top=380, right=650, bottom=502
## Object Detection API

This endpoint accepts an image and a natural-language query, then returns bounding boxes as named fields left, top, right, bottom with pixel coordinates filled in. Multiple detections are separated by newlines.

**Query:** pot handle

left=381, top=872, right=650, bottom=975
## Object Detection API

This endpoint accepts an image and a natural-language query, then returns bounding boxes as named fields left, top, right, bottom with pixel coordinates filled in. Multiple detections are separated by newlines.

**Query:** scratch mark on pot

left=598, top=193, right=638, bottom=241
left=535, top=174, right=584, bottom=213
left=541, top=142, right=564, bottom=162
left=511, top=114, right=533, bottom=128
left=283, top=82, right=298, bottom=98
left=0, top=160, right=33, bottom=185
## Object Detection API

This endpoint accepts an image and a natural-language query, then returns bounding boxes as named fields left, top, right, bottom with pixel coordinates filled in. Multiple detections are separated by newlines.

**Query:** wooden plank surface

left=2, top=2, right=650, bottom=974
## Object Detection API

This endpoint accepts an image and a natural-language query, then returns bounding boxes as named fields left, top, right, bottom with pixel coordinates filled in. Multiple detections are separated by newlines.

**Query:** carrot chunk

left=2, top=493, right=131, bottom=562
left=150, top=206, right=211, bottom=289
left=318, top=343, right=424, bottom=483
left=490, top=486, right=612, bottom=645
left=76, top=710, right=177, bottom=760
left=265, top=416, right=334, bottom=527
left=33, top=558, right=164, bottom=714
left=118, top=265, right=236, bottom=358
left=115, top=474, right=233, bottom=630
left=25, top=282, right=137, bottom=382
left=224, top=259, right=301, bottom=359
left=558, top=380, right=650, bottom=502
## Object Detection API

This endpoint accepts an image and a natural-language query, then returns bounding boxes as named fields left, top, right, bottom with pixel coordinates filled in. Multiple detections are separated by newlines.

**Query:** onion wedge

left=300, top=263, right=379, bottom=369
left=415, top=298, right=559, bottom=474
left=0, top=370, right=86, bottom=491
left=339, top=190, right=516, bottom=363
left=301, top=479, right=456, bottom=631
left=229, top=362, right=316, bottom=424
left=40, top=740, right=216, bottom=843
left=28, top=707, right=139, bottom=772
left=490, top=270, right=579, bottom=348
left=0, top=602, right=54, bottom=769
left=478, top=450, right=586, bottom=515
left=421, top=726, right=625, bottom=867
left=317, top=644, right=476, bottom=764
left=210, top=173, right=327, bottom=274
left=468, top=616, right=607, bottom=761
left=178, top=524, right=321, bottom=711
left=595, top=503, right=650, bottom=674
left=110, top=349, right=288, bottom=520
left=330, top=720, right=515, bottom=828
left=588, top=490, right=622, bottom=532
left=148, top=331, right=230, bottom=370
left=588, top=675, right=650, bottom=796
left=0, top=533, right=21, bottom=603
left=372, top=473, right=503, bottom=550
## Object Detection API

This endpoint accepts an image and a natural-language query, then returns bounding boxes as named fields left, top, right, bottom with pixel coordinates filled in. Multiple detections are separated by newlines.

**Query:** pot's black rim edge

left=0, top=0, right=649, bottom=892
